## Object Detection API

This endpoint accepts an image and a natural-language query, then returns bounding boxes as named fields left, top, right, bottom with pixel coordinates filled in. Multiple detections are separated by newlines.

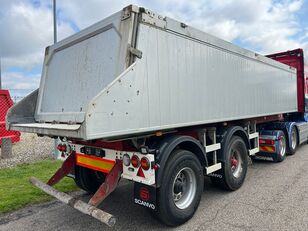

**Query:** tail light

left=131, top=155, right=140, bottom=168
left=123, top=154, right=131, bottom=166
left=57, top=144, right=67, bottom=152
left=140, top=157, right=150, bottom=170
left=259, top=139, right=275, bottom=145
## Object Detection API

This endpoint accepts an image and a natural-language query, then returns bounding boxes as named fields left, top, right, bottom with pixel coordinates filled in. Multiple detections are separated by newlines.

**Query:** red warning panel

left=0, top=90, right=21, bottom=144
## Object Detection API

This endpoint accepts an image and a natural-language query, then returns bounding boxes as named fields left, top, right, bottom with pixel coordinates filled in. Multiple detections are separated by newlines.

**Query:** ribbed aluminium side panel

left=77, top=22, right=298, bottom=140
left=135, top=23, right=297, bottom=128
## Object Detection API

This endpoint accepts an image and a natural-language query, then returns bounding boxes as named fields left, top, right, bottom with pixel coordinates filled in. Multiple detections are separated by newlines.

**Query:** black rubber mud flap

left=134, top=182, right=157, bottom=210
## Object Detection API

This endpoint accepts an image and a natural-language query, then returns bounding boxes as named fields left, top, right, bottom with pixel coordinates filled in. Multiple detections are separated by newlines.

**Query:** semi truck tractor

left=6, top=5, right=308, bottom=227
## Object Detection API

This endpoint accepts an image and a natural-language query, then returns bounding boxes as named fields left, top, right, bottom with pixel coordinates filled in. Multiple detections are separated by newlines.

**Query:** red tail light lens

left=57, top=144, right=67, bottom=152
left=140, top=157, right=150, bottom=170
left=259, top=139, right=275, bottom=145
left=131, top=155, right=140, bottom=168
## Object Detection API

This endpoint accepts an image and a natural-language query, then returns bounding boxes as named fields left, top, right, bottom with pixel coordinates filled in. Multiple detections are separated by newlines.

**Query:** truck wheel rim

left=279, top=136, right=286, bottom=157
left=291, top=129, right=297, bottom=150
left=172, top=167, right=197, bottom=210
left=230, top=149, right=243, bottom=178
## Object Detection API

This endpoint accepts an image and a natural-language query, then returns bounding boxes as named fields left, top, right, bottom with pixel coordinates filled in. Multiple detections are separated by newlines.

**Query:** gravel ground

left=0, top=133, right=54, bottom=169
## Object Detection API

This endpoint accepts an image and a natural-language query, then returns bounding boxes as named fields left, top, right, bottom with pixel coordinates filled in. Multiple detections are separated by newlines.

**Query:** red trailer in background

left=0, top=89, right=20, bottom=145
left=266, top=48, right=307, bottom=113
left=305, top=68, right=308, bottom=98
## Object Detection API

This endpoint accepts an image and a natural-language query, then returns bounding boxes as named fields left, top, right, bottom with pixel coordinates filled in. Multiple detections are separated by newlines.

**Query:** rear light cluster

left=259, top=139, right=275, bottom=145
left=57, top=144, right=67, bottom=152
left=57, top=143, right=72, bottom=154
left=131, top=155, right=140, bottom=168
left=140, top=157, right=150, bottom=170
left=123, top=154, right=131, bottom=166
left=123, top=154, right=151, bottom=170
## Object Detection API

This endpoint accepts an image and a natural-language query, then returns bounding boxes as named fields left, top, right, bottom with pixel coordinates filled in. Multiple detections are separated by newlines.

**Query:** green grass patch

left=0, top=160, right=78, bottom=214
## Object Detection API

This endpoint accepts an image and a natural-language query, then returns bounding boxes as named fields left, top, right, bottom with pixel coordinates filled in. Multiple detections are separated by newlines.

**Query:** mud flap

left=134, top=182, right=157, bottom=210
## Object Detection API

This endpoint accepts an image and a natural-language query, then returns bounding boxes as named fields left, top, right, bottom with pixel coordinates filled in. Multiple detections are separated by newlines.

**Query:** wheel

left=211, top=136, right=248, bottom=191
left=74, top=165, right=106, bottom=194
left=153, top=149, right=204, bottom=226
left=288, top=126, right=298, bottom=155
left=274, top=132, right=287, bottom=162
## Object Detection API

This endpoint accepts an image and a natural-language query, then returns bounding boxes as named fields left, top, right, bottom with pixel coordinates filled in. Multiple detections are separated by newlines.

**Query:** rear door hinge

left=122, top=5, right=140, bottom=20
left=128, top=46, right=142, bottom=59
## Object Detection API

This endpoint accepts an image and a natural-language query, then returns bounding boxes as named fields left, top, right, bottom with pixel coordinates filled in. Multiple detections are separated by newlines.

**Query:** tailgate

left=35, top=9, right=134, bottom=124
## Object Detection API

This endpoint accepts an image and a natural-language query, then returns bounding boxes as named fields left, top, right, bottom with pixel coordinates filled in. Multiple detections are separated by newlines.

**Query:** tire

left=153, top=149, right=204, bottom=226
left=211, top=136, right=248, bottom=191
left=274, top=132, right=287, bottom=162
left=74, top=165, right=106, bottom=194
left=288, top=126, right=298, bottom=155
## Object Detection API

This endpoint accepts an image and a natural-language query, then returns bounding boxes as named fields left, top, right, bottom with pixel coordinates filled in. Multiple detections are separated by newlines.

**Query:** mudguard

left=154, top=135, right=207, bottom=188
left=215, top=126, right=250, bottom=163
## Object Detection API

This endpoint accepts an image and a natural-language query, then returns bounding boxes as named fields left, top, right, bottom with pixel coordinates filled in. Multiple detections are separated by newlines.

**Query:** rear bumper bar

left=29, top=177, right=116, bottom=227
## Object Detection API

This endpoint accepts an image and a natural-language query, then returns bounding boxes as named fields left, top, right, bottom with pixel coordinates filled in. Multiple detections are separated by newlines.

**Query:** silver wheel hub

left=230, top=150, right=243, bottom=178
left=279, top=135, right=286, bottom=157
left=291, top=129, right=297, bottom=150
left=172, top=167, right=197, bottom=210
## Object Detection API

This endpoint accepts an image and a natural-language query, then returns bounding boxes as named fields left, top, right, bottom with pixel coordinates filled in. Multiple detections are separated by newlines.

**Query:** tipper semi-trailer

left=6, top=5, right=308, bottom=227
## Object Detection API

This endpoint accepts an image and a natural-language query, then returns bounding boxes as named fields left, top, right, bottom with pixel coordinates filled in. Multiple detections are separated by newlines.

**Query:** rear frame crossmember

left=30, top=152, right=123, bottom=227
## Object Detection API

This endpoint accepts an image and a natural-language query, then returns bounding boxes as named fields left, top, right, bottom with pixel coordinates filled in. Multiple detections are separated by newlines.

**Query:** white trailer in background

left=7, top=5, right=308, bottom=227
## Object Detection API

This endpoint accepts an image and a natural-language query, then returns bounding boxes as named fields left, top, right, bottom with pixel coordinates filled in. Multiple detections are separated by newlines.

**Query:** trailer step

left=205, top=163, right=222, bottom=175
left=29, top=177, right=116, bottom=227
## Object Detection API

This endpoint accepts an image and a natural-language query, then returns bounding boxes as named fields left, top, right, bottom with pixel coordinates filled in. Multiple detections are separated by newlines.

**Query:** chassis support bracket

left=89, top=159, right=123, bottom=207
left=47, top=152, right=76, bottom=186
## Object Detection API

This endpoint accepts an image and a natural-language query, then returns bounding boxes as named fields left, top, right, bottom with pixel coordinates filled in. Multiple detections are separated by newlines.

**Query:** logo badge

left=140, top=187, right=150, bottom=201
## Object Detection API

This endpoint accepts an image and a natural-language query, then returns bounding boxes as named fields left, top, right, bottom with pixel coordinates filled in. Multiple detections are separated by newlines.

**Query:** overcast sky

left=0, top=0, right=307, bottom=97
